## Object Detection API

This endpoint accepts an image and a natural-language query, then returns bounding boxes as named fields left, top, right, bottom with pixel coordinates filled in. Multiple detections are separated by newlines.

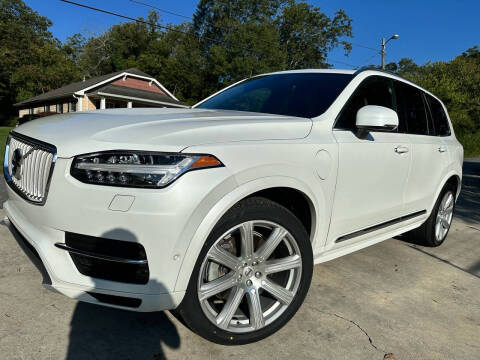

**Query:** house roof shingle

left=91, top=84, right=186, bottom=107
left=14, top=68, right=169, bottom=107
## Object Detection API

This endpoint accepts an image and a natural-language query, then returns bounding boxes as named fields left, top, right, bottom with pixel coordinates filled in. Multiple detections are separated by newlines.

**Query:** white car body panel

left=3, top=69, right=463, bottom=312
left=16, top=108, right=312, bottom=157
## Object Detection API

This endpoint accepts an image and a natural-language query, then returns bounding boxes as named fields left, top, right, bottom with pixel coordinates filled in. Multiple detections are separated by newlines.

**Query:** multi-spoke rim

left=435, top=191, right=454, bottom=242
left=198, top=220, right=302, bottom=333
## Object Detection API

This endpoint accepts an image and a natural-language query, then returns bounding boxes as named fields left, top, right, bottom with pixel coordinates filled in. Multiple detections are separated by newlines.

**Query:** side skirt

left=335, top=210, right=427, bottom=243
left=313, top=214, right=428, bottom=265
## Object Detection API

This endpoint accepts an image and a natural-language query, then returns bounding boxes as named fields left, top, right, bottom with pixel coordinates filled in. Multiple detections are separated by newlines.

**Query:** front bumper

left=4, top=156, right=235, bottom=312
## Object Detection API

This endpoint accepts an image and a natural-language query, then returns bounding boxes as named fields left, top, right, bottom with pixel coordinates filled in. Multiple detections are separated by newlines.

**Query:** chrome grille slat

left=5, top=134, right=56, bottom=205
left=39, top=152, right=47, bottom=197
left=33, top=150, right=40, bottom=197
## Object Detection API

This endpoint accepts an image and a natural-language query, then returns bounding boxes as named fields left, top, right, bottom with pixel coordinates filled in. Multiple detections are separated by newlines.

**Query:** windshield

left=196, top=73, right=354, bottom=118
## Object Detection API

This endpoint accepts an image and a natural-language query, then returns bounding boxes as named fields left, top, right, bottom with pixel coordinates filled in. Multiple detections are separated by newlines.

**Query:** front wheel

left=178, top=197, right=313, bottom=345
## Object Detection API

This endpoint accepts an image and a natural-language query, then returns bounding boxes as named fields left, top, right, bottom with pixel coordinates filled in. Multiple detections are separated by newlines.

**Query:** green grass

left=0, top=126, right=14, bottom=161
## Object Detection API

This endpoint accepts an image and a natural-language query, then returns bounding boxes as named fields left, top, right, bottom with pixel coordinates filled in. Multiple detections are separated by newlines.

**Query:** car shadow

left=66, top=301, right=180, bottom=360
left=396, top=159, right=480, bottom=232
left=66, top=228, right=181, bottom=360
left=5, top=222, right=182, bottom=360
left=454, top=159, right=480, bottom=225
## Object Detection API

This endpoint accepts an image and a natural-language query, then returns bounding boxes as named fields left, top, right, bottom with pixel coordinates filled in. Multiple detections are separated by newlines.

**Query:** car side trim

left=335, top=209, right=427, bottom=243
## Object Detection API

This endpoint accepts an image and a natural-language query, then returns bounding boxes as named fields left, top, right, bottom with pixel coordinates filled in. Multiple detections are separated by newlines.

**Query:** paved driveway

left=0, top=161, right=479, bottom=360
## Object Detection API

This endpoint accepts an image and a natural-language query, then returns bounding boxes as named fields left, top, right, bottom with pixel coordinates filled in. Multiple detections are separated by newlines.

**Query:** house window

left=44, top=105, right=49, bottom=113
left=56, top=104, right=63, bottom=113
left=69, top=102, right=76, bottom=112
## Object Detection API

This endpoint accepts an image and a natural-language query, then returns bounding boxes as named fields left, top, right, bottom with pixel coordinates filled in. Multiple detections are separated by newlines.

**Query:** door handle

left=394, top=146, right=409, bottom=154
left=438, top=146, right=447, bottom=153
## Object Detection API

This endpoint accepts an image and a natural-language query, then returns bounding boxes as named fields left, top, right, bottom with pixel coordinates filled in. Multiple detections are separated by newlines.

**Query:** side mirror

left=355, top=105, right=399, bottom=135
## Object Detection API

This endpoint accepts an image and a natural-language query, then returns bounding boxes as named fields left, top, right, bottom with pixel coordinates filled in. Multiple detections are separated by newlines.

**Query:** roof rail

left=353, top=66, right=416, bottom=85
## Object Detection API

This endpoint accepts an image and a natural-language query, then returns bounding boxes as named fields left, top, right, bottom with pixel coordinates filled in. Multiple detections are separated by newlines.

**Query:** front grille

left=4, top=132, right=56, bottom=205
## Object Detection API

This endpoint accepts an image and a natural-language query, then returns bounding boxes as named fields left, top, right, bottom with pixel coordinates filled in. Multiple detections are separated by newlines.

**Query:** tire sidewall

left=178, top=197, right=313, bottom=345
left=429, top=186, right=456, bottom=246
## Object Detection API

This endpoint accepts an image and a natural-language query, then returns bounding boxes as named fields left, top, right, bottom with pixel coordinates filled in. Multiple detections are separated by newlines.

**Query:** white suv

left=3, top=69, right=463, bottom=344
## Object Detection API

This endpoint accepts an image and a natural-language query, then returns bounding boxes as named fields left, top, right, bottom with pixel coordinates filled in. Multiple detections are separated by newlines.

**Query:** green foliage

left=386, top=48, right=480, bottom=157
left=3, top=0, right=477, bottom=158
left=0, top=126, right=14, bottom=159
left=0, top=0, right=80, bottom=123
left=278, top=2, right=352, bottom=69
left=66, top=1, right=352, bottom=105
left=190, top=0, right=352, bottom=97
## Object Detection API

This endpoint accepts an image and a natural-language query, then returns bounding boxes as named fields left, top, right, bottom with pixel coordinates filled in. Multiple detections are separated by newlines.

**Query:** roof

left=266, top=69, right=356, bottom=76
left=90, top=84, right=187, bottom=107
left=14, top=68, right=176, bottom=107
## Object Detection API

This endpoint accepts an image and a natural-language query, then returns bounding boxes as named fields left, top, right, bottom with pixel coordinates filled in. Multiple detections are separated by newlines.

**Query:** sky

left=26, top=0, right=480, bottom=69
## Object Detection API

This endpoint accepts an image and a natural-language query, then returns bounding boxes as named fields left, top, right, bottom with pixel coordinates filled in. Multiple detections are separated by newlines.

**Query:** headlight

left=71, top=151, right=223, bottom=188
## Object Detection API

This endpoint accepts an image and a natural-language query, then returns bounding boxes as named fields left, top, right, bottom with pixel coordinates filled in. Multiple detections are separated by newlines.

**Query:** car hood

left=14, top=108, right=312, bottom=157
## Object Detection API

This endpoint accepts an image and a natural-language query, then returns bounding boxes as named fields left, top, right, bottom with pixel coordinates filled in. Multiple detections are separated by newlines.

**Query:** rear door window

left=426, top=94, right=451, bottom=136
left=335, top=76, right=395, bottom=131
left=395, top=81, right=430, bottom=135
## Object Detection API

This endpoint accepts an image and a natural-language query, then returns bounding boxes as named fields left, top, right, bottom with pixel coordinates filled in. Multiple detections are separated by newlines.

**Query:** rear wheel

left=406, top=185, right=456, bottom=247
left=178, top=197, right=313, bottom=345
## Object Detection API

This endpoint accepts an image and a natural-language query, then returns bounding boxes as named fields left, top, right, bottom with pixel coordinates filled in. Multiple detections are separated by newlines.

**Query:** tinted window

left=335, top=76, right=396, bottom=130
left=196, top=73, right=354, bottom=118
left=395, top=81, right=430, bottom=135
left=426, top=94, right=451, bottom=136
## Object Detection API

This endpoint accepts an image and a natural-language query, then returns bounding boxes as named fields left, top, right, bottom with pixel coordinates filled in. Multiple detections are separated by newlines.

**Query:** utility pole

left=381, top=34, right=399, bottom=70
left=381, top=38, right=386, bottom=70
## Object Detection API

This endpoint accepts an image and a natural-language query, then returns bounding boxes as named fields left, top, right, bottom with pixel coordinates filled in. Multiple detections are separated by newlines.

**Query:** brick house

left=15, top=68, right=187, bottom=118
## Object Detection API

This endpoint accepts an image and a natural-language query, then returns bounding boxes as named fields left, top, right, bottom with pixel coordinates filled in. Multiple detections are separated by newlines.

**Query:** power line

left=130, top=0, right=193, bottom=20
left=59, top=0, right=236, bottom=50
left=60, top=0, right=281, bottom=59
left=350, top=42, right=380, bottom=52
left=130, top=0, right=377, bottom=69
left=329, top=59, right=357, bottom=69
left=131, top=0, right=380, bottom=56
left=60, top=0, right=361, bottom=70
left=60, top=0, right=187, bottom=35
left=131, top=0, right=363, bottom=69
left=359, top=52, right=381, bottom=67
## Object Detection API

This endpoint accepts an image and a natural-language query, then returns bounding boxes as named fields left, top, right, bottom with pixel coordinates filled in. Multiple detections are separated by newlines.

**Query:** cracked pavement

left=0, top=160, right=479, bottom=360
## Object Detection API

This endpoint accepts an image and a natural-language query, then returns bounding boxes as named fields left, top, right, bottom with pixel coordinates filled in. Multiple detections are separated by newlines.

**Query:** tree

left=191, top=0, right=352, bottom=98
left=278, top=2, right=352, bottom=69
left=138, top=22, right=207, bottom=104
left=0, top=0, right=79, bottom=122
left=76, top=1, right=353, bottom=103
left=386, top=51, right=480, bottom=156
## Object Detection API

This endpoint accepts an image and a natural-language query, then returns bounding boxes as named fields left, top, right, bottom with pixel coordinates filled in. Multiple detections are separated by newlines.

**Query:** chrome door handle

left=438, top=146, right=447, bottom=153
left=394, top=146, right=409, bottom=154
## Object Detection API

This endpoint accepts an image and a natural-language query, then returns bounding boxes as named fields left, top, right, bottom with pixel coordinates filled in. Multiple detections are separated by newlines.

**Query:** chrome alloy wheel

left=435, top=191, right=454, bottom=242
left=197, top=220, right=302, bottom=333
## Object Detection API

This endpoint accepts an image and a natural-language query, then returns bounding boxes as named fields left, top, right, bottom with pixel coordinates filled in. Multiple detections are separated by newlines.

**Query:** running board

left=335, top=210, right=427, bottom=243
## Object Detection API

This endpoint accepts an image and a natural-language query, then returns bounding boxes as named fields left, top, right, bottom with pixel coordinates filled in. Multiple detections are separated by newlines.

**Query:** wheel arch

left=173, top=176, right=322, bottom=293
left=430, top=172, right=461, bottom=214
left=245, top=187, right=316, bottom=238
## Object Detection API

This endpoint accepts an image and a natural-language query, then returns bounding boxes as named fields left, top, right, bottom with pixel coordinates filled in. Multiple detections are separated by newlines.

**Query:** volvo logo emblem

left=11, top=148, right=23, bottom=180
left=243, top=267, right=254, bottom=279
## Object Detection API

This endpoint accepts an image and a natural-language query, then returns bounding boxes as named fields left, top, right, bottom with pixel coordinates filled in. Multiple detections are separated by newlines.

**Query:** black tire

left=405, top=184, right=456, bottom=247
left=177, top=196, right=313, bottom=345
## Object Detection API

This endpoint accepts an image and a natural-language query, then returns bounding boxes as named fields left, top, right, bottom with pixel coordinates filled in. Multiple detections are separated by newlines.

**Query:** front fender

left=173, top=175, right=323, bottom=293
